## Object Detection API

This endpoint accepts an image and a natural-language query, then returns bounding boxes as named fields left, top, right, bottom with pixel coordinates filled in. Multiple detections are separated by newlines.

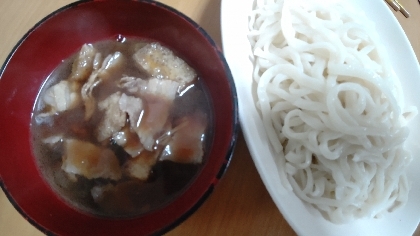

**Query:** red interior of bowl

left=0, top=1, right=238, bottom=235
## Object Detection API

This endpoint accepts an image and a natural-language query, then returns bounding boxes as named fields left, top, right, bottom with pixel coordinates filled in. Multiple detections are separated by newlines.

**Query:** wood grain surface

left=0, top=0, right=419, bottom=235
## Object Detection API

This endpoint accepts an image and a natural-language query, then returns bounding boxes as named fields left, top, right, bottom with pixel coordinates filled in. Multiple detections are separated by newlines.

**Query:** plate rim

left=221, top=0, right=420, bottom=235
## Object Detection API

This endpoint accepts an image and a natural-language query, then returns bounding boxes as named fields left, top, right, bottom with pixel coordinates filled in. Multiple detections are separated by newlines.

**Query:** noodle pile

left=248, top=0, right=417, bottom=223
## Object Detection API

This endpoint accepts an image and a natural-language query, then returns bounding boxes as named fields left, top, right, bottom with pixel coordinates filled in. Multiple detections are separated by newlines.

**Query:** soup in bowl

left=0, top=0, right=238, bottom=235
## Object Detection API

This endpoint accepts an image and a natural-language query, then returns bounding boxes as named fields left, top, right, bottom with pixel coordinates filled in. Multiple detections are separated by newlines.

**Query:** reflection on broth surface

left=31, top=37, right=213, bottom=217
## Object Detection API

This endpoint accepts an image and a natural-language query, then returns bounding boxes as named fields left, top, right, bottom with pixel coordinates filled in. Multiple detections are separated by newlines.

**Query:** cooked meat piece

left=69, top=44, right=98, bottom=82
left=134, top=79, right=179, bottom=151
left=42, top=80, right=81, bottom=114
left=133, top=42, right=196, bottom=89
left=96, top=92, right=126, bottom=142
left=81, top=68, right=101, bottom=120
left=81, top=51, right=125, bottom=120
left=61, top=139, right=122, bottom=180
left=118, top=76, right=147, bottom=95
left=120, top=77, right=178, bottom=151
left=112, top=125, right=144, bottom=157
left=98, top=52, right=125, bottom=80
left=123, top=150, right=159, bottom=180
left=119, top=77, right=179, bottom=99
left=160, top=112, right=207, bottom=164
left=143, top=78, right=179, bottom=99
left=119, top=93, right=143, bottom=128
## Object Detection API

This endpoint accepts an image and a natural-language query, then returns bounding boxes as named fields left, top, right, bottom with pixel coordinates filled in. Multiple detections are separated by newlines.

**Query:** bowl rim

left=0, top=0, right=239, bottom=235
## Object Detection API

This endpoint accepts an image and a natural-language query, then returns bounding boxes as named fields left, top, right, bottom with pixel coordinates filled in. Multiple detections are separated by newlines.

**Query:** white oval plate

left=221, top=0, right=420, bottom=235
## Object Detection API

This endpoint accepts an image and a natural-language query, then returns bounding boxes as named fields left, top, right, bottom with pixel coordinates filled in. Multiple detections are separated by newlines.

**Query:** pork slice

left=97, top=52, right=125, bottom=81
left=81, top=52, right=126, bottom=120
left=123, top=150, right=159, bottom=180
left=119, top=76, right=147, bottom=95
left=61, top=139, right=122, bottom=180
left=96, top=92, right=126, bottom=142
left=42, top=80, right=81, bottom=114
left=112, top=125, right=144, bottom=158
left=133, top=42, right=196, bottom=89
left=160, top=112, right=207, bottom=164
left=119, top=93, right=143, bottom=128
left=69, top=44, right=98, bottom=82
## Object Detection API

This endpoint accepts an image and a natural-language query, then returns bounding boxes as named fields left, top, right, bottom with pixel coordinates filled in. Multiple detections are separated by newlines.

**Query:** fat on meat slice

left=42, top=80, right=81, bottom=114
left=69, top=44, right=98, bottom=82
left=96, top=92, right=126, bottom=142
left=81, top=52, right=125, bottom=120
left=160, top=112, right=207, bottom=164
left=133, top=42, right=197, bottom=89
left=61, top=139, right=122, bottom=180
left=123, top=150, right=159, bottom=180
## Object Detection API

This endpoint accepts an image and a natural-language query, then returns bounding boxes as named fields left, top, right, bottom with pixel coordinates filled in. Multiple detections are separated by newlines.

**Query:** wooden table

left=0, top=0, right=419, bottom=235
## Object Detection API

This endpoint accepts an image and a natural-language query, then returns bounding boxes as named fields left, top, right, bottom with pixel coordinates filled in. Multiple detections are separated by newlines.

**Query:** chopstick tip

left=385, top=0, right=401, bottom=11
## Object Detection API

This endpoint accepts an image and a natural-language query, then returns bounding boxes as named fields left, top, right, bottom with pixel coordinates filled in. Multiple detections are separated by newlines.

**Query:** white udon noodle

left=248, top=0, right=418, bottom=223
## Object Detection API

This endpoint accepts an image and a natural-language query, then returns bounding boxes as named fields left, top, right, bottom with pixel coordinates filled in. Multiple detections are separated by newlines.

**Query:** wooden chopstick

left=394, top=0, right=410, bottom=18
left=384, top=0, right=410, bottom=18
left=385, top=0, right=400, bottom=11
